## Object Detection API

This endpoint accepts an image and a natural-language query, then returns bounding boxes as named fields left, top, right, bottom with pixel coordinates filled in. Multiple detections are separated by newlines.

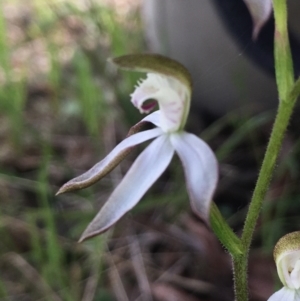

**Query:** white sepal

left=57, top=128, right=163, bottom=194
left=79, top=134, right=174, bottom=241
left=170, top=132, right=218, bottom=222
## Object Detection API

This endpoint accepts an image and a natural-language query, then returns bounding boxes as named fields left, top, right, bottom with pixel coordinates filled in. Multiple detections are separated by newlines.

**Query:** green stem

left=233, top=255, right=248, bottom=301
left=290, top=77, right=300, bottom=101
left=233, top=100, right=296, bottom=301
left=241, top=101, right=295, bottom=248
left=232, top=1, right=297, bottom=300
left=210, top=202, right=243, bottom=256
left=272, top=0, right=294, bottom=101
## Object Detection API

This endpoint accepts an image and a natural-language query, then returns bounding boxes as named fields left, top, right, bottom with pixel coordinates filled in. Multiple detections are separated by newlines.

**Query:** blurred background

left=1, top=0, right=300, bottom=300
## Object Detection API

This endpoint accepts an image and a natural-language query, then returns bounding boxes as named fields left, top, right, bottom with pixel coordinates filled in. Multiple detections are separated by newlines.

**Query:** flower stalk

left=233, top=98, right=296, bottom=301
left=231, top=0, right=300, bottom=300
left=210, top=202, right=243, bottom=256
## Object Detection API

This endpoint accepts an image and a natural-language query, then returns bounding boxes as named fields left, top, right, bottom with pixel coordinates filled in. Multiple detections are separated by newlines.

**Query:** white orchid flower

left=268, top=232, right=300, bottom=301
left=243, top=0, right=273, bottom=39
left=57, top=54, right=218, bottom=242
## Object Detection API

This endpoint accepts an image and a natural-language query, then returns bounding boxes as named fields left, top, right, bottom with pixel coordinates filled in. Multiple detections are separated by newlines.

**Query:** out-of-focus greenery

left=0, top=1, right=142, bottom=300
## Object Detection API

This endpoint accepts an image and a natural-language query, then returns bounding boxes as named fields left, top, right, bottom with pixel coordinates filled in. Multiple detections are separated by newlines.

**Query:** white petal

left=243, top=0, right=273, bottom=39
left=57, top=128, right=163, bottom=194
left=141, top=110, right=161, bottom=128
left=79, top=134, right=174, bottom=241
left=267, top=287, right=296, bottom=301
left=170, top=132, right=218, bottom=222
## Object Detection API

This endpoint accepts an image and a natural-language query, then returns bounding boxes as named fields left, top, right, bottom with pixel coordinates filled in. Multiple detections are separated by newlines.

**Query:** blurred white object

left=142, top=0, right=300, bottom=115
